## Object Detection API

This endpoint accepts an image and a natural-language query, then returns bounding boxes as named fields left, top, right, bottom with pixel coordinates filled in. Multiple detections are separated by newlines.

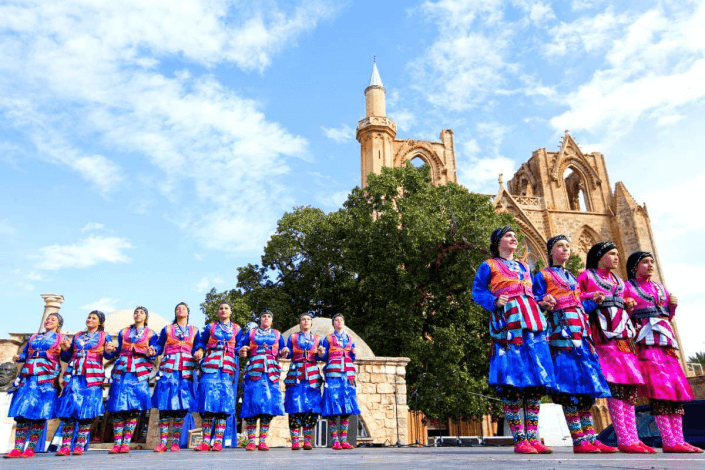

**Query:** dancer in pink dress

left=625, top=251, right=702, bottom=453
left=577, top=242, right=651, bottom=454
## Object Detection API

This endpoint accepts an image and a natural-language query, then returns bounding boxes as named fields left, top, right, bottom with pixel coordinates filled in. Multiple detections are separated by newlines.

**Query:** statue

left=0, top=362, right=18, bottom=392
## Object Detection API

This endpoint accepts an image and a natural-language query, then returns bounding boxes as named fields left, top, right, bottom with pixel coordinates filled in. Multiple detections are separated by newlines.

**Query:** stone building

left=356, top=60, right=458, bottom=187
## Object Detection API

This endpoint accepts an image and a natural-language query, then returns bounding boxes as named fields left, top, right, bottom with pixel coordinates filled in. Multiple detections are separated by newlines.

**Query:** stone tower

left=356, top=60, right=458, bottom=187
left=492, top=130, right=665, bottom=282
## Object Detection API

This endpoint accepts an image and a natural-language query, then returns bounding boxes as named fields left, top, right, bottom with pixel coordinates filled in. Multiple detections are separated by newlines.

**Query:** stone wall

left=262, top=356, right=410, bottom=447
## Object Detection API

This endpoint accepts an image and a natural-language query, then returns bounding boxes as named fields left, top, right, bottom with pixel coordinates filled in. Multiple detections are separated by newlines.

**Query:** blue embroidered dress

left=320, top=331, right=360, bottom=417
left=152, top=324, right=201, bottom=411
left=239, top=328, right=286, bottom=418
left=194, top=322, right=243, bottom=415
left=57, top=331, right=115, bottom=420
left=534, top=267, right=610, bottom=401
left=472, top=259, right=556, bottom=393
left=284, top=332, right=323, bottom=415
left=9, top=331, right=65, bottom=420
left=106, top=327, right=158, bottom=413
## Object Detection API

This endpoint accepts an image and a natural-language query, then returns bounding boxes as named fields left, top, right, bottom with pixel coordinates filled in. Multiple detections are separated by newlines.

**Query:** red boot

left=72, top=447, right=84, bottom=456
left=153, top=443, right=167, bottom=453
left=4, top=449, right=23, bottom=459
left=245, top=442, right=256, bottom=451
left=530, top=440, right=553, bottom=454
left=341, top=441, right=354, bottom=450
left=194, top=442, right=210, bottom=452
left=637, top=442, right=657, bottom=453
left=618, top=444, right=648, bottom=453
left=108, top=445, right=121, bottom=454
left=55, top=447, right=70, bottom=456
left=21, top=448, right=35, bottom=458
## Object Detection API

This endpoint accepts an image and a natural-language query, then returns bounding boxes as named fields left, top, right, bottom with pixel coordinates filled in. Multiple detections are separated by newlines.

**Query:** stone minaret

left=356, top=59, right=397, bottom=187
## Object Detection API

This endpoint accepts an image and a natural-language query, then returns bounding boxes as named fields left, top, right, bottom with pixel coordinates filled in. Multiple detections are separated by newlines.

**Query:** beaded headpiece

left=586, top=242, right=616, bottom=270
left=490, top=226, right=515, bottom=258
left=626, top=251, right=653, bottom=280
left=546, top=235, right=569, bottom=267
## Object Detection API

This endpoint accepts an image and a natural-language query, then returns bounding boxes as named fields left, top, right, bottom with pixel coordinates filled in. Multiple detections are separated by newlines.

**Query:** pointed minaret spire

left=368, top=57, right=384, bottom=88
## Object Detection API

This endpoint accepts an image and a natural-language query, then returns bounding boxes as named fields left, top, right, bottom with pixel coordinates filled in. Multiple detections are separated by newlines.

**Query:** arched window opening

left=410, top=156, right=428, bottom=168
left=563, top=167, right=590, bottom=211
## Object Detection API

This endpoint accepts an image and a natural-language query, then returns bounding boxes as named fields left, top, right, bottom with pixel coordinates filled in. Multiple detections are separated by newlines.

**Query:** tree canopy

left=202, top=164, right=518, bottom=420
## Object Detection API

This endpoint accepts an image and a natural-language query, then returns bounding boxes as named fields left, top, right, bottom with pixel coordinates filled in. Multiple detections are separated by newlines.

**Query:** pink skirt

left=592, top=334, right=644, bottom=386
left=637, top=345, right=694, bottom=402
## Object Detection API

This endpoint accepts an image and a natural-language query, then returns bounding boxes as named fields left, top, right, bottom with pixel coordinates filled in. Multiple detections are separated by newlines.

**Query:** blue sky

left=1, top=0, right=704, bottom=358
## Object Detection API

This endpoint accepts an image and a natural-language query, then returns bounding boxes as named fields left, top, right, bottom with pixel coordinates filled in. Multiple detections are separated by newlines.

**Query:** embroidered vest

left=63, top=331, right=107, bottom=387
left=201, top=322, right=240, bottom=376
left=284, top=333, right=322, bottom=388
left=324, top=333, right=356, bottom=383
left=586, top=269, right=634, bottom=340
left=113, top=328, right=154, bottom=380
left=159, top=325, right=198, bottom=379
left=628, top=280, right=677, bottom=349
left=540, top=268, right=582, bottom=311
left=20, top=332, right=63, bottom=385
left=245, top=329, right=281, bottom=383
left=487, top=258, right=534, bottom=299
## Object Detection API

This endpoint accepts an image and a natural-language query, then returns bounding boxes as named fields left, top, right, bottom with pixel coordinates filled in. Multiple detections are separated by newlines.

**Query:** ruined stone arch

left=393, top=140, right=444, bottom=184
left=509, top=163, right=537, bottom=196
left=551, top=155, right=601, bottom=190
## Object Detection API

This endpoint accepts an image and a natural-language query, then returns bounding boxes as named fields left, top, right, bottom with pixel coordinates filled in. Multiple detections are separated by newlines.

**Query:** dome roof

left=103, top=308, right=170, bottom=336
left=281, top=317, right=374, bottom=358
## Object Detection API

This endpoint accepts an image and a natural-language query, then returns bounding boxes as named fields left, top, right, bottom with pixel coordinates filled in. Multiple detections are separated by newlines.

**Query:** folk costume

left=240, top=319, right=286, bottom=451
left=284, top=317, right=323, bottom=450
left=106, top=307, right=158, bottom=454
left=472, top=226, right=556, bottom=454
left=625, top=251, right=701, bottom=453
left=194, top=318, right=243, bottom=452
left=56, top=311, right=114, bottom=456
left=577, top=243, right=648, bottom=453
left=533, top=236, right=612, bottom=453
left=5, top=313, right=66, bottom=459
left=320, top=314, right=360, bottom=451
left=152, top=303, right=201, bottom=452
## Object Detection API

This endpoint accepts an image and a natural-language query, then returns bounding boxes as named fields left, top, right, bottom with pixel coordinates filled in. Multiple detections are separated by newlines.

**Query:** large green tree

left=205, top=164, right=517, bottom=420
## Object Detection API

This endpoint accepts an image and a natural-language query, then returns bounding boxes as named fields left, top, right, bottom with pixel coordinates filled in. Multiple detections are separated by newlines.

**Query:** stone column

left=39, top=294, right=64, bottom=333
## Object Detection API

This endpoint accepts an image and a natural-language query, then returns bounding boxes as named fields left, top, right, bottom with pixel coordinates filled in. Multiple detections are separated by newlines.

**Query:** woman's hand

left=280, top=347, right=290, bottom=358
left=61, top=337, right=72, bottom=351
left=539, top=294, right=556, bottom=310
left=193, top=349, right=203, bottom=361
left=13, top=354, right=20, bottom=362
left=317, top=346, right=325, bottom=356
left=669, top=294, right=678, bottom=307
left=495, top=295, right=509, bottom=308
left=592, top=291, right=605, bottom=304
left=239, top=345, right=250, bottom=357
left=624, top=297, right=636, bottom=311
left=147, top=346, right=157, bottom=357
left=105, top=342, right=116, bottom=353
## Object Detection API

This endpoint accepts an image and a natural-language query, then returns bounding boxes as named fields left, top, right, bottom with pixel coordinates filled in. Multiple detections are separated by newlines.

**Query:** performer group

left=5, top=304, right=360, bottom=458
left=473, top=227, right=701, bottom=454
left=5, top=226, right=701, bottom=457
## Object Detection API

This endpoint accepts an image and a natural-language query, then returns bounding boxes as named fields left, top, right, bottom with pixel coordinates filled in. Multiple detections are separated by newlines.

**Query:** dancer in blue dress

left=533, top=235, right=613, bottom=454
left=106, top=306, right=158, bottom=454
left=192, top=301, right=243, bottom=452
left=472, top=227, right=557, bottom=454
left=152, top=302, right=201, bottom=452
left=5, top=313, right=66, bottom=459
left=239, top=310, right=288, bottom=451
left=320, top=314, right=360, bottom=450
left=284, top=312, right=323, bottom=450
left=55, top=310, right=116, bottom=456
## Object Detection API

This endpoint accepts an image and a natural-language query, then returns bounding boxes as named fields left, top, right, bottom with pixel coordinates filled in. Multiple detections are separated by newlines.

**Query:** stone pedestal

left=39, top=294, right=64, bottom=333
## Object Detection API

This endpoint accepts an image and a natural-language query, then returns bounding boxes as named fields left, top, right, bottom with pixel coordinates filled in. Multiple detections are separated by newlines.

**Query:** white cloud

left=642, top=172, right=705, bottom=241
left=458, top=155, right=515, bottom=193
left=549, top=3, right=705, bottom=140
left=389, top=110, right=416, bottom=132
left=35, top=235, right=132, bottom=270
left=318, top=190, right=350, bottom=209
left=196, top=276, right=224, bottom=293
left=410, top=0, right=511, bottom=111
left=322, top=124, right=355, bottom=143
left=80, top=297, right=120, bottom=313
left=543, top=7, right=629, bottom=57
left=0, top=1, right=337, bottom=252
left=81, top=222, right=105, bottom=232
